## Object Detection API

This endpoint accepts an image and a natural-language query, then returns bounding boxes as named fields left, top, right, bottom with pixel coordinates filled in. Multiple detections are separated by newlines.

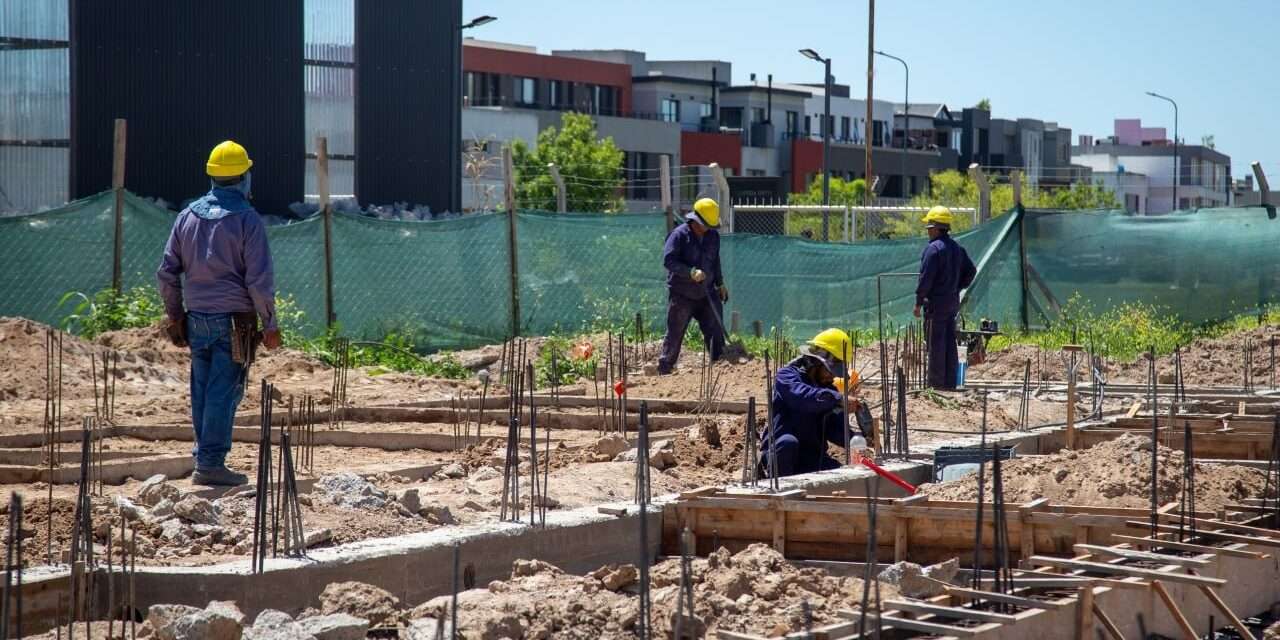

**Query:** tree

left=786, top=176, right=866, bottom=238
left=975, top=98, right=992, bottom=111
left=512, top=112, right=625, bottom=213
left=1201, top=134, right=1215, bottom=149
left=909, top=169, right=1120, bottom=225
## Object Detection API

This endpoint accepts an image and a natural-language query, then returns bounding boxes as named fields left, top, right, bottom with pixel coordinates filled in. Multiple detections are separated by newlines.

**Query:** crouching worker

left=760, top=328, right=857, bottom=477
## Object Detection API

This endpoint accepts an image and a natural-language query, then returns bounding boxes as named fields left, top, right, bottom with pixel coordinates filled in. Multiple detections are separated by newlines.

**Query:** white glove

left=690, top=268, right=706, bottom=283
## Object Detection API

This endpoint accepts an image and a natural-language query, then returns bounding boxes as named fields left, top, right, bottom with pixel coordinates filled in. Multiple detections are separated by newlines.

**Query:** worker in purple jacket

left=157, top=141, right=280, bottom=486
left=914, top=206, right=976, bottom=390
left=657, top=198, right=728, bottom=374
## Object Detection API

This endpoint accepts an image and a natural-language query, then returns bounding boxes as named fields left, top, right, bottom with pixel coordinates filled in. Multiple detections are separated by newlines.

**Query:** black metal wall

left=354, top=0, right=460, bottom=213
left=69, top=0, right=304, bottom=215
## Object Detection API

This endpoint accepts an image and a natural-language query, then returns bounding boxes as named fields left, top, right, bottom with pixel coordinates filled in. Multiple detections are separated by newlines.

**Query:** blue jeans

left=187, top=311, right=246, bottom=470
left=657, top=290, right=725, bottom=374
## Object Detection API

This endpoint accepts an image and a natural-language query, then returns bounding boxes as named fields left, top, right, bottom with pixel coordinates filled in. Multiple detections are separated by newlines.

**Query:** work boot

left=193, top=465, right=249, bottom=487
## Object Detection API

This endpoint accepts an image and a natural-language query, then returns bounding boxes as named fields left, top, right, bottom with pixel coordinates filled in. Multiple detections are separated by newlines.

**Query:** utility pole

left=800, top=48, right=834, bottom=240
left=875, top=50, right=908, bottom=198
left=1146, top=91, right=1179, bottom=211
left=864, top=0, right=875, bottom=205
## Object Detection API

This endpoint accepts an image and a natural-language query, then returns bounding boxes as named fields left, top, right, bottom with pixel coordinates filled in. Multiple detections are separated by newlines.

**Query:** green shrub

left=534, top=335, right=598, bottom=386
left=58, top=286, right=165, bottom=338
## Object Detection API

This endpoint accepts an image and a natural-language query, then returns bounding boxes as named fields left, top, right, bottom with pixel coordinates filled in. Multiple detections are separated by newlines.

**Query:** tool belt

left=230, top=312, right=262, bottom=367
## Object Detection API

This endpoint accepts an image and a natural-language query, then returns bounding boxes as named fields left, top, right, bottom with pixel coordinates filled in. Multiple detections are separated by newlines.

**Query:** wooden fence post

left=660, top=154, right=673, bottom=233
left=547, top=162, right=566, bottom=213
left=111, top=119, right=127, bottom=293
left=968, top=163, right=991, bottom=222
left=316, top=136, right=336, bottom=327
left=504, top=145, right=520, bottom=337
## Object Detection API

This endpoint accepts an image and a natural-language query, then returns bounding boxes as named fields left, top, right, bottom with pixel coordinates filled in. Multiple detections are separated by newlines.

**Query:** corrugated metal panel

left=0, top=0, right=68, bottom=39
left=0, top=0, right=71, bottom=210
left=354, top=0, right=460, bottom=213
left=69, top=0, right=304, bottom=215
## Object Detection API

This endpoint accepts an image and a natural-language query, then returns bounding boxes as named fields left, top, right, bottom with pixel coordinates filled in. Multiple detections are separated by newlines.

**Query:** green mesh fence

left=3, top=190, right=1278, bottom=351
left=1023, top=206, right=1280, bottom=326
left=331, top=212, right=511, bottom=350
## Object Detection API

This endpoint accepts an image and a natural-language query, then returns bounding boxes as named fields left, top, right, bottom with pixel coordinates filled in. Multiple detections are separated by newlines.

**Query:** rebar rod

left=635, top=402, right=651, bottom=505
left=857, top=474, right=883, bottom=640
left=970, top=393, right=988, bottom=591
left=1149, top=348, right=1159, bottom=539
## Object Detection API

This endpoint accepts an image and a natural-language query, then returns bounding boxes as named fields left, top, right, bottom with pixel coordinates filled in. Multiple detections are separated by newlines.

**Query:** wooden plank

left=1197, top=586, right=1258, bottom=640
left=1071, top=544, right=1212, bottom=568
left=1151, top=580, right=1198, bottom=640
left=1156, top=514, right=1280, bottom=538
left=1019, top=499, right=1048, bottom=561
left=883, top=599, right=1019, bottom=624
left=1076, top=585, right=1094, bottom=640
left=1109, top=534, right=1268, bottom=559
left=878, top=614, right=980, bottom=637
left=894, top=516, right=909, bottom=562
left=1092, top=601, right=1126, bottom=640
left=1125, top=401, right=1143, bottom=419
left=772, top=508, right=787, bottom=556
left=1127, top=521, right=1280, bottom=548
left=1026, top=556, right=1226, bottom=586
left=678, top=486, right=722, bottom=499
left=715, top=632, right=770, bottom=640
left=940, top=585, right=1066, bottom=610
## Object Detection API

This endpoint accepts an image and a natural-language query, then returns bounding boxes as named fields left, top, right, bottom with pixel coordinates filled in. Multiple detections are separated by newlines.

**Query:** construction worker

left=657, top=198, right=727, bottom=374
left=156, top=141, right=281, bottom=486
left=914, top=206, right=977, bottom=391
left=761, top=329, right=855, bottom=477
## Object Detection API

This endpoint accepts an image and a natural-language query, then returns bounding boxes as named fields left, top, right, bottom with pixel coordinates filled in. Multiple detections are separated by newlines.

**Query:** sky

left=462, top=0, right=1278, bottom=179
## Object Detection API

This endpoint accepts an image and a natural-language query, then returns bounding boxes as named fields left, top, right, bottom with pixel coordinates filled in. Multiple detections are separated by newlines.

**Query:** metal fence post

left=1252, top=161, right=1271, bottom=207
left=547, top=162, right=566, bottom=213
left=1011, top=169, right=1023, bottom=210
left=504, top=145, right=521, bottom=337
left=111, top=119, right=127, bottom=293
left=316, top=137, right=336, bottom=327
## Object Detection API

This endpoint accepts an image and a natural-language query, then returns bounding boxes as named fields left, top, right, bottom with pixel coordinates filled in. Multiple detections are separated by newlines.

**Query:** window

left=873, top=120, right=885, bottom=146
left=751, top=107, right=765, bottom=124
left=549, top=80, right=564, bottom=108
left=748, top=169, right=766, bottom=177
left=840, top=116, right=851, bottom=141
left=514, top=77, right=537, bottom=106
left=660, top=98, right=680, bottom=123
left=700, top=102, right=712, bottom=118
left=804, top=115, right=811, bottom=136
left=720, top=107, right=743, bottom=129
left=786, top=110, right=799, bottom=135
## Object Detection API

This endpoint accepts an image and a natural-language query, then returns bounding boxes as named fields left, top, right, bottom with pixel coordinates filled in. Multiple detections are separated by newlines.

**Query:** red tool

left=856, top=456, right=917, bottom=495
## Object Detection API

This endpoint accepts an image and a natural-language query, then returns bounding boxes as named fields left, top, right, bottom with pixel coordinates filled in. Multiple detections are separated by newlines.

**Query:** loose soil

left=918, top=433, right=1271, bottom=510
left=410, top=543, right=899, bottom=639
left=971, top=325, right=1280, bottom=387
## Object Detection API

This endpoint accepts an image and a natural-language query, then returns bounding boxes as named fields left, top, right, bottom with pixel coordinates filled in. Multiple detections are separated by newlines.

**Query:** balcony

left=464, top=96, right=665, bottom=122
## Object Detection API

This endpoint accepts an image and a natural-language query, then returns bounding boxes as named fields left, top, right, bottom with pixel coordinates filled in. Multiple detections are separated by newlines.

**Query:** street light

left=1145, top=91, right=1179, bottom=211
left=799, top=48, right=832, bottom=240
left=454, top=15, right=496, bottom=212
left=462, top=15, right=497, bottom=30
left=875, top=50, right=908, bottom=197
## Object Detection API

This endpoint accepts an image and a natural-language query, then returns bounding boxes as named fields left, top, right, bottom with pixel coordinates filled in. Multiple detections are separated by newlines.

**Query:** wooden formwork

left=662, top=488, right=1222, bottom=568
left=1076, top=413, right=1276, bottom=461
left=664, top=488, right=1280, bottom=640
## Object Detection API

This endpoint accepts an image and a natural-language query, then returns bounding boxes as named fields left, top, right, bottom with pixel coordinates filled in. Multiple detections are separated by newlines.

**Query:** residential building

left=954, top=107, right=1086, bottom=189
left=461, top=40, right=683, bottom=212
left=1073, top=119, right=1232, bottom=213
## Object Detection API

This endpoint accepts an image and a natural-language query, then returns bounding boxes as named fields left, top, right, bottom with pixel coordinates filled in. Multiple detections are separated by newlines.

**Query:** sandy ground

left=918, top=432, right=1271, bottom=510
left=971, top=325, right=1280, bottom=387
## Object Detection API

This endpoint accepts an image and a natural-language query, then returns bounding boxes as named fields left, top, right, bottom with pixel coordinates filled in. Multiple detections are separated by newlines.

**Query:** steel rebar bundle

left=252, top=380, right=274, bottom=574
left=278, top=431, right=307, bottom=556
left=525, top=362, right=547, bottom=528
left=328, top=338, right=350, bottom=430
left=634, top=402, right=652, bottom=505
left=1018, top=359, right=1031, bottom=431
left=1, top=493, right=24, bottom=640
left=1178, top=420, right=1197, bottom=542
left=970, top=393, right=989, bottom=592
left=499, top=343, right=526, bottom=523
left=1265, top=415, right=1280, bottom=527
left=989, top=449, right=1014, bottom=601
left=893, top=366, right=909, bottom=457
left=1148, top=348, right=1159, bottom=539
left=741, top=397, right=759, bottom=486
left=673, top=528, right=696, bottom=640
left=636, top=457, right=652, bottom=640
left=763, top=352, right=779, bottom=491
left=856, top=475, right=883, bottom=640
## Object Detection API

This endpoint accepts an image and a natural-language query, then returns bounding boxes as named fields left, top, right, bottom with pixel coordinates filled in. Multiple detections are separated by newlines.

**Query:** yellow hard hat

left=206, top=140, right=253, bottom=178
left=921, top=205, right=954, bottom=227
left=690, top=198, right=720, bottom=228
left=806, top=328, right=853, bottom=377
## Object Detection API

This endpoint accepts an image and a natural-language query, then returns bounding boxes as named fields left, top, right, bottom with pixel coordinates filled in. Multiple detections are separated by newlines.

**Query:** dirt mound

left=971, top=325, right=1280, bottom=386
left=919, top=433, right=1269, bottom=509
left=413, top=543, right=897, bottom=638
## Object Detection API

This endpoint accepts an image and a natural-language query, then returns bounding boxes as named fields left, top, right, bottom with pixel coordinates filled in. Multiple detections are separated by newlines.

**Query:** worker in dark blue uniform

left=760, top=329, right=854, bottom=477
left=657, top=198, right=727, bottom=374
left=914, top=206, right=977, bottom=390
